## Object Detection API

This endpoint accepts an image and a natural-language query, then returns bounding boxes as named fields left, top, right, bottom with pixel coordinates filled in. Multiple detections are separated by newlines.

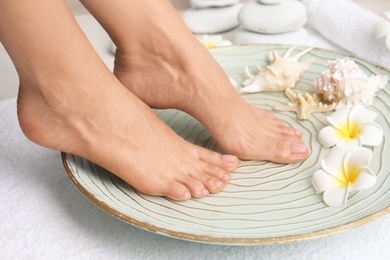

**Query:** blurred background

left=1, top=0, right=389, bottom=100
left=65, top=0, right=389, bottom=15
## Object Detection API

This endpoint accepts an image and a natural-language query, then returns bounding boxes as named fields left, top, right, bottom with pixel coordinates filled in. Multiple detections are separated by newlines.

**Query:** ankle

left=16, top=77, right=98, bottom=154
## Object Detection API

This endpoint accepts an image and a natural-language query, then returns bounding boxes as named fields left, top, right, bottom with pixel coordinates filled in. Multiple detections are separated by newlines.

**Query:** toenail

left=222, top=154, right=238, bottom=163
left=291, top=143, right=307, bottom=154
left=202, top=189, right=210, bottom=196
left=295, top=129, right=302, bottom=137
left=215, top=180, right=223, bottom=188
left=223, top=174, right=231, bottom=181
left=182, top=192, right=191, bottom=200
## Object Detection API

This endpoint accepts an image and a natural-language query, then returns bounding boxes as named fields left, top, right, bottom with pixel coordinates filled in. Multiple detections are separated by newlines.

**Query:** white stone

left=190, top=0, right=240, bottom=8
left=257, top=0, right=283, bottom=4
left=238, top=0, right=307, bottom=34
left=232, top=27, right=308, bottom=45
left=182, top=4, right=243, bottom=34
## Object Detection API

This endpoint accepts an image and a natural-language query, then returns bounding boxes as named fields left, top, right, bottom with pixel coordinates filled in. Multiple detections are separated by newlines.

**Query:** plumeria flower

left=197, top=35, right=232, bottom=49
left=318, top=106, right=383, bottom=150
left=312, top=146, right=377, bottom=207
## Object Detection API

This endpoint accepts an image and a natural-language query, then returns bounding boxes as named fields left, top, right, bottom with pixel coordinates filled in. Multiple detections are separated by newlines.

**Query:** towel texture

left=302, top=0, right=390, bottom=68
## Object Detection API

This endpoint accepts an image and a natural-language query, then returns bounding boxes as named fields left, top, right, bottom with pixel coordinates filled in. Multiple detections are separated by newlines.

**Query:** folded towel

left=375, top=10, right=390, bottom=50
left=302, top=0, right=390, bottom=68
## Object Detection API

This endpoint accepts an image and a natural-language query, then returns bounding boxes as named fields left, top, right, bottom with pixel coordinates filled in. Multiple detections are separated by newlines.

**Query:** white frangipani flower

left=197, top=35, right=232, bottom=49
left=312, top=146, right=377, bottom=208
left=318, top=106, right=383, bottom=150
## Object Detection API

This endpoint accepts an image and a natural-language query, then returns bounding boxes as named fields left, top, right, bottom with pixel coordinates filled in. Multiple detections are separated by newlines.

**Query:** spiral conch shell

left=311, top=59, right=388, bottom=109
left=239, top=46, right=314, bottom=93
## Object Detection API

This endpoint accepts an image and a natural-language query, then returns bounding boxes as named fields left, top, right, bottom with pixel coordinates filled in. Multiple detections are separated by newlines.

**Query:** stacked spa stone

left=182, top=0, right=243, bottom=34
left=234, top=0, right=308, bottom=44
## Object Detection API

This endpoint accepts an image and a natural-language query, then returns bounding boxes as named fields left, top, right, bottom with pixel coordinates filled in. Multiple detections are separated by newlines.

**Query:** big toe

left=198, top=149, right=240, bottom=171
left=271, top=140, right=309, bottom=163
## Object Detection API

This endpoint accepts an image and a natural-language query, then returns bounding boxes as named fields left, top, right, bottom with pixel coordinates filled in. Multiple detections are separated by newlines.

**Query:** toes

left=197, top=148, right=240, bottom=171
left=278, top=130, right=303, bottom=143
left=182, top=161, right=231, bottom=195
left=137, top=179, right=192, bottom=201
left=180, top=176, right=210, bottom=198
left=203, top=178, right=226, bottom=194
left=134, top=150, right=234, bottom=201
left=279, top=124, right=301, bottom=137
left=167, top=162, right=232, bottom=199
left=271, top=140, right=309, bottom=163
left=194, top=164, right=231, bottom=193
left=255, top=108, right=303, bottom=140
left=165, top=188, right=191, bottom=201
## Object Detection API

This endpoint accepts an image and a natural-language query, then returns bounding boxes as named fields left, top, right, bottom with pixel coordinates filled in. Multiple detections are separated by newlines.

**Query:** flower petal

left=318, top=126, right=342, bottom=147
left=357, top=122, right=384, bottom=146
left=218, top=40, right=233, bottom=47
left=321, top=147, right=345, bottom=180
left=323, top=185, right=350, bottom=207
left=344, top=146, right=372, bottom=170
left=312, top=170, right=342, bottom=193
left=337, top=138, right=362, bottom=151
left=327, top=106, right=351, bottom=128
left=336, top=138, right=360, bottom=151
left=202, top=34, right=223, bottom=42
left=349, top=106, right=377, bottom=125
left=351, top=168, right=377, bottom=191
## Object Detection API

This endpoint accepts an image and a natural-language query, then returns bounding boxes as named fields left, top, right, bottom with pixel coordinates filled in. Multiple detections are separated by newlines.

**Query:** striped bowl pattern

left=62, top=44, right=390, bottom=245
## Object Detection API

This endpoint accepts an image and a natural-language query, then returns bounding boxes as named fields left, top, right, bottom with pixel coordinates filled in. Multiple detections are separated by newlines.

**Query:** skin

left=0, top=0, right=239, bottom=201
left=0, top=0, right=307, bottom=200
left=80, top=0, right=309, bottom=162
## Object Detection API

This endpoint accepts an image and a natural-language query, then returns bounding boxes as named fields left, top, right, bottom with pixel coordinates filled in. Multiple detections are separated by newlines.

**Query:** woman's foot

left=79, top=0, right=308, bottom=163
left=113, top=38, right=308, bottom=163
left=1, top=0, right=240, bottom=201
left=17, top=76, right=240, bottom=200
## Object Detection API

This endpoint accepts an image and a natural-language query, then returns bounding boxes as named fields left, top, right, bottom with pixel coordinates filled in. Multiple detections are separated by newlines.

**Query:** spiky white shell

left=239, top=46, right=314, bottom=93
left=311, top=59, right=388, bottom=109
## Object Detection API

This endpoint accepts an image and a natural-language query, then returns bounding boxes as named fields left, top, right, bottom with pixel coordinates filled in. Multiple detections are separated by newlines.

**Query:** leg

left=0, top=0, right=239, bottom=200
left=80, top=0, right=309, bottom=163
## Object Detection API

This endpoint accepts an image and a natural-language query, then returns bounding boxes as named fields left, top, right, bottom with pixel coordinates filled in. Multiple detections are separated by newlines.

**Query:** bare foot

left=0, top=0, right=239, bottom=201
left=77, top=0, right=308, bottom=163
left=16, top=74, right=239, bottom=200
left=113, top=36, right=308, bottom=163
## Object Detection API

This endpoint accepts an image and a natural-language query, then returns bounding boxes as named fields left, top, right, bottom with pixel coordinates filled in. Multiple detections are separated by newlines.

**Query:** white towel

left=302, top=0, right=390, bottom=68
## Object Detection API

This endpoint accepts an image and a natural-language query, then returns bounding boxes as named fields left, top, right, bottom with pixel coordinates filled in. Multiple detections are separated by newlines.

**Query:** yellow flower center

left=204, top=42, right=217, bottom=49
left=334, top=163, right=360, bottom=187
left=344, top=164, right=359, bottom=185
left=337, top=122, right=360, bottom=139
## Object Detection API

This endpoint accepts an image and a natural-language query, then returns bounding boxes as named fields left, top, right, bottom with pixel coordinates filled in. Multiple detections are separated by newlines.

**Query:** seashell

left=239, top=45, right=314, bottom=93
left=229, top=77, right=240, bottom=91
left=311, top=59, right=388, bottom=109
